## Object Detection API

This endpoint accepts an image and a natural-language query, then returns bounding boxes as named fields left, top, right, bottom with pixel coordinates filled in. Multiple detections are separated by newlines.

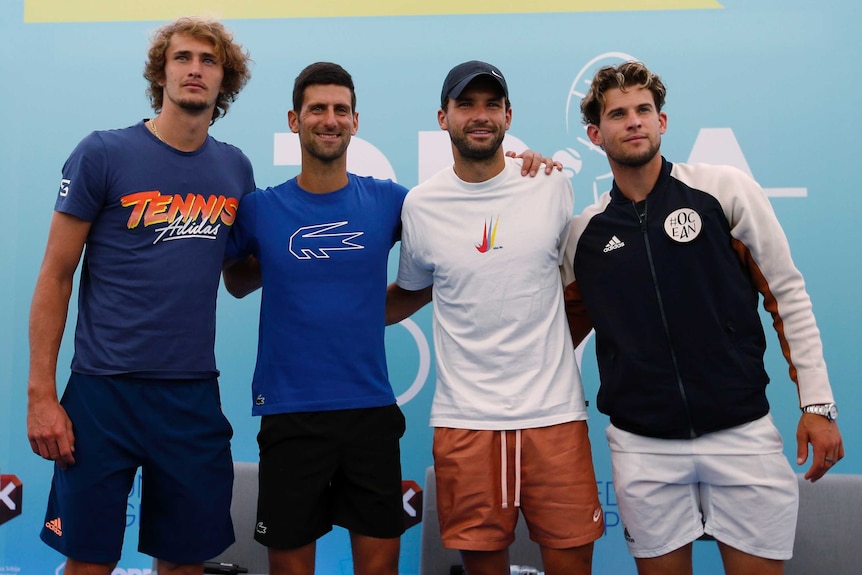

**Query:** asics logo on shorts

left=46, top=517, right=63, bottom=536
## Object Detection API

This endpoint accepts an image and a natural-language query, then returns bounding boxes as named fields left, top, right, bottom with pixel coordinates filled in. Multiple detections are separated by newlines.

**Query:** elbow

left=221, top=255, right=261, bottom=298
left=222, top=273, right=253, bottom=299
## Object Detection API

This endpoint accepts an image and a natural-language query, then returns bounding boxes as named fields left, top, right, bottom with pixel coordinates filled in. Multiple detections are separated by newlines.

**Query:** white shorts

left=607, top=415, right=799, bottom=560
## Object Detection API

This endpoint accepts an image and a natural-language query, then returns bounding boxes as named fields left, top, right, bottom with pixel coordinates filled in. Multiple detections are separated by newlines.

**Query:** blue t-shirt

left=227, top=174, right=408, bottom=415
left=55, top=121, right=255, bottom=378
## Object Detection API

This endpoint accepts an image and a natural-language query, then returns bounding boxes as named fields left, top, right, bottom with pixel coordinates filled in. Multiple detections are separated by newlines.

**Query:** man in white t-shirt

left=386, top=60, right=603, bottom=575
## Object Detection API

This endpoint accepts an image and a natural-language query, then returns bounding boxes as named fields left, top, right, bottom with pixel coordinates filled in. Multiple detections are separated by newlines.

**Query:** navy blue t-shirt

left=55, top=121, right=255, bottom=378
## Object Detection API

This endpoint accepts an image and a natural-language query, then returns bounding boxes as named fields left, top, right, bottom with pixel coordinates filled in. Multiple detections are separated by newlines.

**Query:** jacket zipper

left=635, top=199, right=697, bottom=438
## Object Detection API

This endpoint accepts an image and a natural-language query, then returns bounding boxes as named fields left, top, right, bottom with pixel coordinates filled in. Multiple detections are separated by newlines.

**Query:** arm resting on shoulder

left=505, top=149, right=563, bottom=176
left=27, top=211, right=90, bottom=469
left=386, top=283, right=432, bottom=325
left=222, top=254, right=261, bottom=298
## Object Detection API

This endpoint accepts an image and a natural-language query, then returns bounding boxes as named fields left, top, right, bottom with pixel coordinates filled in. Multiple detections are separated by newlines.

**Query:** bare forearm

left=564, top=281, right=593, bottom=347
left=223, top=255, right=262, bottom=298
left=29, top=211, right=89, bottom=395
left=28, top=211, right=88, bottom=465
left=28, top=274, right=73, bottom=399
left=386, top=284, right=432, bottom=325
left=27, top=270, right=80, bottom=467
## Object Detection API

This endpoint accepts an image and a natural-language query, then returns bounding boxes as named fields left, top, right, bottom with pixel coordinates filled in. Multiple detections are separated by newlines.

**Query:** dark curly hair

left=143, top=17, right=251, bottom=124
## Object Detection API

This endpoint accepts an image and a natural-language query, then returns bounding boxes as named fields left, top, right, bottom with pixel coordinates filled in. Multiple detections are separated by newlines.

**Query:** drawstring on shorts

left=499, top=429, right=522, bottom=509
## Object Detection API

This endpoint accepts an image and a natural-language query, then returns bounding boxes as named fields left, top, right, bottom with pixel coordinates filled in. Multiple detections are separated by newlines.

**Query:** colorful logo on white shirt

left=476, top=216, right=500, bottom=253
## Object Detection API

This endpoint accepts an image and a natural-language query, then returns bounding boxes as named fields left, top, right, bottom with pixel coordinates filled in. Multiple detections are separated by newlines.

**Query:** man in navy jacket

left=565, top=61, right=843, bottom=575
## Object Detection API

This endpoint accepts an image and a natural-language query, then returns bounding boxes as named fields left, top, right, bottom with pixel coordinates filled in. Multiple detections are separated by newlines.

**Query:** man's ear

left=586, top=124, right=603, bottom=147
left=437, top=108, right=448, bottom=131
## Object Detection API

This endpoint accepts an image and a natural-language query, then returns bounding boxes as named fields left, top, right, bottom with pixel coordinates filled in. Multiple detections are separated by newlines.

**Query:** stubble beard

left=450, top=126, right=505, bottom=161
left=608, top=136, right=661, bottom=168
left=305, top=135, right=350, bottom=164
left=177, top=96, right=214, bottom=113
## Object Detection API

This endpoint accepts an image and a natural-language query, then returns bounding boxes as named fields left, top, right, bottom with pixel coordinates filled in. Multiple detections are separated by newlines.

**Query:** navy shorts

left=40, top=373, right=235, bottom=564
left=255, top=404, right=406, bottom=549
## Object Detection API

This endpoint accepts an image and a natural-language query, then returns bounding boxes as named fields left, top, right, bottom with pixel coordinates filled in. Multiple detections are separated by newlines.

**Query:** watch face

left=828, top=404, right=838, bottom=420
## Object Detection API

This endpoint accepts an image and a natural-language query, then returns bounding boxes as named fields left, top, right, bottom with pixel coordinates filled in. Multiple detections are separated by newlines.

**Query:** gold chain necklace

left=149, top=118, right=168, bottom=144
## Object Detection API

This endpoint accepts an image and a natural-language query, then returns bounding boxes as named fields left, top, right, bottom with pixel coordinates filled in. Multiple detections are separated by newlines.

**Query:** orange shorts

left=432, top=420, right=604, bottom=551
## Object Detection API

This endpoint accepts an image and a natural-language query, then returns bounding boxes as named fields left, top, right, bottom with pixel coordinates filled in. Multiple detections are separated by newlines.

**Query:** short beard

left=609, top=139, right=661, bottom=168
left=304, top=138, right=350, bottom=164
left=449, top=128, right=505, bottom=161
left=177, top=97, right=213, bottom=113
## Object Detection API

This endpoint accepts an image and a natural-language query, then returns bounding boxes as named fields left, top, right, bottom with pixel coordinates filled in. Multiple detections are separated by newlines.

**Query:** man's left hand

left=796, top=413, right=844, bottom=482
left=507, top=150, right=563, bottom=176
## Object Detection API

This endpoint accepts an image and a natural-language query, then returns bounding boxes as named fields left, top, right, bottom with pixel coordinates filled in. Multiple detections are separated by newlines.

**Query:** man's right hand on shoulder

left=27, top=393, right=76, bottom=469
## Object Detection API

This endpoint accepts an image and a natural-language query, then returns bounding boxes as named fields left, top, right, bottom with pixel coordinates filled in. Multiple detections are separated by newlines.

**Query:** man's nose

left=188, top=57, right=203, bottom=76
left=322, top=108, right=338, bottom=125
left=473, top=104, right=492, bottom=121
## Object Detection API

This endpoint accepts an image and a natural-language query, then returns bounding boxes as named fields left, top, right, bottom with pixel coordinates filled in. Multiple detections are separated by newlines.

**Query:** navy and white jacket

left=565, top=157, right=833, bottom=439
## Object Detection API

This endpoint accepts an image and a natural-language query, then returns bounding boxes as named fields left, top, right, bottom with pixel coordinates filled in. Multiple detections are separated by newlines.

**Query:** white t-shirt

left=397, top=157, right=588, bottom=430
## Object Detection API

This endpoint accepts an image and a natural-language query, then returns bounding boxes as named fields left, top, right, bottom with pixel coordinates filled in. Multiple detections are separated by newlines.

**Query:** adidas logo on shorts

left=624, top=526, right=635, bottom=543
left=46, top=517, right=63, bottom=536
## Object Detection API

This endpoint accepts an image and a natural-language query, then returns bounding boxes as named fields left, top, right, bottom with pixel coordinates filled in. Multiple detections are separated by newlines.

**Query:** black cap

left=440, top=60, right=508, bottom=108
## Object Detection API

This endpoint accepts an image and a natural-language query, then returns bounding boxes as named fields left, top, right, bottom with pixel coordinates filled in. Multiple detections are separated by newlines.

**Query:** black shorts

left=255, top=404, right=406, bottom=549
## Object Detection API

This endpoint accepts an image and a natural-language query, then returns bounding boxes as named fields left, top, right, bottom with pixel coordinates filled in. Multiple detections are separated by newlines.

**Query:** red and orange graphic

left=121, top=192, right=238, bottom=229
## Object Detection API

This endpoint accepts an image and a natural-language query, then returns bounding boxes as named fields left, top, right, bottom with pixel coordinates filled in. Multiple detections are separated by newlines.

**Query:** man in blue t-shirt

left=224, top=61, right=406, bottom=575
left=27, top=17, right=254, bottom=575
left=223, top=62, right=558, bottom=575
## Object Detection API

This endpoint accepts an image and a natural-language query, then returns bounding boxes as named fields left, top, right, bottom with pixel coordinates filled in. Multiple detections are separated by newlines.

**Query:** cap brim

left=445, top=72, right=507, bottom=104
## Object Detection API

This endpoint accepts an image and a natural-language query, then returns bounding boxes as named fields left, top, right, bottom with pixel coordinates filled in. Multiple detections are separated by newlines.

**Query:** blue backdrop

left=2, top=1, right=859, bottom=573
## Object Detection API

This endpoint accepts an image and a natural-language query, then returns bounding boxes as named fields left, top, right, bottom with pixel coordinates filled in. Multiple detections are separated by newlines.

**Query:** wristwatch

left=801, top=403, right=838, bottom=422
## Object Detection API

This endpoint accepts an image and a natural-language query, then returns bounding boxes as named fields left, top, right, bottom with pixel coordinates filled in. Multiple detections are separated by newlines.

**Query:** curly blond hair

left=143, top=17, right=251, bottom=124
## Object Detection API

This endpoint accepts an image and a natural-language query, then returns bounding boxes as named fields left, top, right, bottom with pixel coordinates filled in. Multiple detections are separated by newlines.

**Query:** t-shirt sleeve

left=556, top=175, right=575, bottom=267
left=389, top=181, right=409, bottom=244
left=54, top=131, right=110, bottom=222
left=240, top=152, right=256, bottom=198
left=395, top=195, right=433, bottom=291
left=225, top=189, right=259, bottom=261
